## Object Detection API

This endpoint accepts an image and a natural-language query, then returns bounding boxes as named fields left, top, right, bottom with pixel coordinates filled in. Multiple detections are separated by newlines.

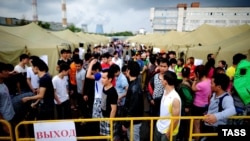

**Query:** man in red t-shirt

left=101, top=53, right=111, bottom=70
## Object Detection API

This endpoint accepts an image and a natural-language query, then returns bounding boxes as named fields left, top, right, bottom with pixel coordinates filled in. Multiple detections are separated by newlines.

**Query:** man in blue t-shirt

left=0, top=62, right=15, bottom=135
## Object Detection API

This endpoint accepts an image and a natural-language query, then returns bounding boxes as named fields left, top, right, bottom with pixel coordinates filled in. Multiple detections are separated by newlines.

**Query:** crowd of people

left=0, top=40, right=249, bottom=141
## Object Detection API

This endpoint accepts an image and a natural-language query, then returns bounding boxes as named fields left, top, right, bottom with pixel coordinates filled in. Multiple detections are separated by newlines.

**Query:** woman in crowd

left=191, top=65, right=211, bottom=141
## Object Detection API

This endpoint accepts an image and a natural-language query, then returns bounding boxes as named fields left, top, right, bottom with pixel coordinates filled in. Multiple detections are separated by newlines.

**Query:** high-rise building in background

left=96, top=24, right=104, bottom=34
left=81, top=24, right=88, bottom=32
left=150, top=2, right=250, bottom=33
left=32, top=0, right=38, bottom=23
left=61, top=0, right=67, bottom=27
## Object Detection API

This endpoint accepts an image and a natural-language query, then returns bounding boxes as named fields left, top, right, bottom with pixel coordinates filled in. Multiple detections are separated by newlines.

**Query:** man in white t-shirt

left=15, top=54, right=30, bottom=93
left=112, top=51, right=122, bottom=70
left=78, top=47, right=85, bottom=60
left=86, top=59, right=103, bottom=118
left=52, top=63, right=71, bottom=119
left=86, top=59, right=103, bottom=135
left=26, top=56, right=40, bottom=94
left=14, top=54, right=29, bottom=73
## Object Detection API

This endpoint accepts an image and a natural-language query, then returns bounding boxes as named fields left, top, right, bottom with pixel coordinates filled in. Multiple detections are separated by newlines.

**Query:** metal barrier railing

left=0, top=119, right=13, bottom=141
left=14, top=116, right=250, bottom=141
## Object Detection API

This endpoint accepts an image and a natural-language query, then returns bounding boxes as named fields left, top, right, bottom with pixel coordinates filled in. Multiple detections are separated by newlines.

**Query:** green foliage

left=67, top=24, right=81, bottom=32
left=104, top=31, right=134, bottom=36
left=38, top=21, right=50, bottom=29
left=19, top=19, right=28, bottom=25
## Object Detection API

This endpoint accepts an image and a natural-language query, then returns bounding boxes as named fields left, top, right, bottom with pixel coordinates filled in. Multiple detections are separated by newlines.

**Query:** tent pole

left=185, top=46, right=190, bottom=61
left=215, top=46, right=221, bottom=59
left=56, top=45, right=60, bottom=58
left=24, top=45, right=30, bottom=56
left=248, top=49, right=250, bottom=60
left=176, top=46, right=180, bottom=58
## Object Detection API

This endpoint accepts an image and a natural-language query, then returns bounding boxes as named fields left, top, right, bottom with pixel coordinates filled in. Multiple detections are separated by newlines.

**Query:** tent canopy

left=186, top=29, right=250, bottom=66
left=50, top=29, right=84, bottom=48
left=0, top=23, right=72, bottom=47
left=127, top=24, right=250, bottom=50
left=1, top=23, right=249, bottom=75
left=175, top=24, right=250, bottom=47
left=0, top=29, right=28, bottom=65
left=75, top=32, right=109, bottom=47
left=0, top=23, right=72, bottom=76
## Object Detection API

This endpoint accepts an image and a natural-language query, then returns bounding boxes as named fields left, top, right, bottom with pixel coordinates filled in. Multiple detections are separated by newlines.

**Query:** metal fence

left=0, top=119, right=13, bottom=141
left=0, top=116, right=249, bottom=141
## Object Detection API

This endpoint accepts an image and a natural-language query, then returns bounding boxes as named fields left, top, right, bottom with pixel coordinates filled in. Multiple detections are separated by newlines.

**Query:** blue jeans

left=11, top=92, right=34, bottom=113
left=127, top=123, right=141, bottom=141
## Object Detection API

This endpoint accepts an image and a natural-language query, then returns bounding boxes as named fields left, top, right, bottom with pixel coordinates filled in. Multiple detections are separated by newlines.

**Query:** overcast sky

left=0, top=0, right=250, bottom=33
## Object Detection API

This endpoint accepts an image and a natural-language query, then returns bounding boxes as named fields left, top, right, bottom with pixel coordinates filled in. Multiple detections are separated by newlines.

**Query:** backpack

left=176, top=83, right=194, bottom=108
left=208, top=93, right=229, bottom=112
left=233, top=60, right=250, bottom=105
left=218, top=94, right=229, bottom=112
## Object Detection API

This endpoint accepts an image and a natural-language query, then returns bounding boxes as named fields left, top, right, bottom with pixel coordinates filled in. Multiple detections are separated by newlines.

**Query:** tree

left=43, top=22, right=50, bottom=29
left=103, top=31, right=134, bottom=36
left=37, top=21, right=50, bottom=29
left=67, top=24, right=81, bottom=32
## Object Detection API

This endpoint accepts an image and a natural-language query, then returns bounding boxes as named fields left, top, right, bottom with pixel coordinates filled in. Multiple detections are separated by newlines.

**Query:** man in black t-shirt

left=100, top=69, right=118, bottom=136
left=22, top=58, right=55, bottom=120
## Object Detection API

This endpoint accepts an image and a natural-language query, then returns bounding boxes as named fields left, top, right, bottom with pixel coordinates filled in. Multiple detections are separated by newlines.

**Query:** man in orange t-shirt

left=69, top=54, right=79, bottom=110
